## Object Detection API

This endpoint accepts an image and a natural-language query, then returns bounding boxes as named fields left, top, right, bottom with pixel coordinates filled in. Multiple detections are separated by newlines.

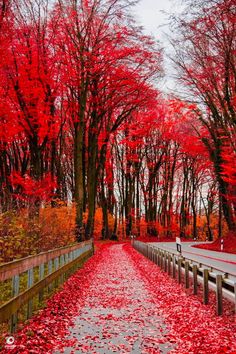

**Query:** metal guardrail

left=0, top=240, right=94, bottom=332
left=133, top=240, right=236, bottom=316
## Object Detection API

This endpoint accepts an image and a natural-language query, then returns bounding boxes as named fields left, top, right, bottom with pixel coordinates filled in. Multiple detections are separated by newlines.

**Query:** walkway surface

left=57, top=244, right=174, bottom=354
left=3, top=243, right=236, bottom=354
left=150, top=242, right=236, bottom=279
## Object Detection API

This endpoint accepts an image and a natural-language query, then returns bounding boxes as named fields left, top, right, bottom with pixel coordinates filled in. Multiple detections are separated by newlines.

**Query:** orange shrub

left=0, top=206, right=76, bottom=263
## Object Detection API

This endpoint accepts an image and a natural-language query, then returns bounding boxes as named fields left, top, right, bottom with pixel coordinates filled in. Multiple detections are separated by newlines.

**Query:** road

left=149, top=242, right=236, bottom=280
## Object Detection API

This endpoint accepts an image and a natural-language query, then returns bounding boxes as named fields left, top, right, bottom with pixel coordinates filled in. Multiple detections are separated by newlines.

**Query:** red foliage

left=2, top=243, right=235, bottom=353
left=194, top=232, right=236, bottom=254
left=9, top=172, right=57, bottom=203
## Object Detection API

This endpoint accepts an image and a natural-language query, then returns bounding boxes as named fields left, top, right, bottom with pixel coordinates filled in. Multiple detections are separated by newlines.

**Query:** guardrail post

left=168, top=254, right=171, bottom=275
left=164, top=252, right=167, bottom=272
left=192, top=264, right=198, bottom=295
left=10, top=275, right=19, bottom=333
left=216, top=274, right=223, bottom=315
left=27, top=268, right=34, bottom=319
left=185, top=261, right=189, bottom=288
left=172, top=255, right=176, bottom=278
left=160, top=250, right=163, bottom=267
left=178, top=257, right=182, bottom=284
left=203, top=269, right=209, bottom=305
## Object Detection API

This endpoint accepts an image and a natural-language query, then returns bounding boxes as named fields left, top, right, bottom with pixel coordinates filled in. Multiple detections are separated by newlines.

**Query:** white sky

left=133, top=0, right=183, bottom=93
left=134, top=0, right=173, bottom=40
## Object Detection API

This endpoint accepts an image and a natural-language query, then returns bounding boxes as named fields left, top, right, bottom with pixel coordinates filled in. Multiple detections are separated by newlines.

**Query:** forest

left=0, top=0, right=235, bottom=262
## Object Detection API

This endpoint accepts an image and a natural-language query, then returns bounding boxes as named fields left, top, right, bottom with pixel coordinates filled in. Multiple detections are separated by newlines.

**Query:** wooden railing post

left=164, top=252, right=167, bottom=272
left=178, top=257, right=182, bottom=284
left=60, top=255, right=65, bottom=283
left=172, top=255, right=176, bottom=279
left=48, top=259, right=53, bottom=291
left=203, top=269, right=209, bottom=305
left=216, top=274, right=223, bottom=315
left=39, top=264, right=45, bottom=302
left=10, top=275, right=19, bottom=333
left=27, top=268, right=34, bottom=319
left=192, top=264, right=198, bottom=295
left=185, top=261, right=189, bottom=288
left=168, top=254, right=171, bottom=275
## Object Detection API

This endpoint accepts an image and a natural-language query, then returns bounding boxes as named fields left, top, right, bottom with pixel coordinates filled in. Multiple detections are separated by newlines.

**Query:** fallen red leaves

left=194, top=234, right=236, bottom=254
left=1, top=243, right=110, bottom=353
left=125, top=244, right=236, bottom=353
left=2, top=243, right=236, bottom=353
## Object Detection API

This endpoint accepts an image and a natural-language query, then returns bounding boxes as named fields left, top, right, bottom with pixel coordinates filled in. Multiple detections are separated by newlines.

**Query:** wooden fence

left=133, top=240, right=236, bottom=316
left=0, top=240, right=94, bottom=332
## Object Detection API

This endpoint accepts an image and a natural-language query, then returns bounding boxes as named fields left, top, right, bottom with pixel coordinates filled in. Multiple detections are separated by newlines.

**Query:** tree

left=55, top=0, right=162, bottom=240
left=172, top=0, right=236, bottom=233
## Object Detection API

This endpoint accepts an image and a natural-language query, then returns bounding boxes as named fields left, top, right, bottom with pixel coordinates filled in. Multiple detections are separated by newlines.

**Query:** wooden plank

left=0, top=240, right=92, bottom=282
left=0, top=249, right=92, bottom=323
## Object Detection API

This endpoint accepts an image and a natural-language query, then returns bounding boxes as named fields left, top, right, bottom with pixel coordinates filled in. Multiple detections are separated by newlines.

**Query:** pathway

left=3, top=243, right=236, bottom=354
left=56, top=244, right=174, bottom=353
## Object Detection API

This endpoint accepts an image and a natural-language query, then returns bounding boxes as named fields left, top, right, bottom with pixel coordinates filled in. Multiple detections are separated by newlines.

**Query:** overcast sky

left=133, top=0, right=183, bottom=93
left=134, top=0, right=173, bottom=40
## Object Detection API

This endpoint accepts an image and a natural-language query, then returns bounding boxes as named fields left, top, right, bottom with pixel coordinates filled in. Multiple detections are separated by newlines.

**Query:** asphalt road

left=149, top=242, right=236, bottom=280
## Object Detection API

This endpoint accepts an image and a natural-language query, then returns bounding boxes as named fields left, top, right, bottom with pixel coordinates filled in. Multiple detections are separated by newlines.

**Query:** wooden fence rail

left=0, top=240, right=94, bottom=332
left=133, top=240, right=236, bottom=316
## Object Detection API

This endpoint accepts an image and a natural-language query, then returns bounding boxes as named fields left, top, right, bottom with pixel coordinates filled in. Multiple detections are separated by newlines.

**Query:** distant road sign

left=176, top=237, right=182, bottom=254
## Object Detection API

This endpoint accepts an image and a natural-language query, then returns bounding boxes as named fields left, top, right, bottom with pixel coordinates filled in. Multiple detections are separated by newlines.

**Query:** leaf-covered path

left=3, top=243, right=236, bottom=353
left=57, top=244, right=174, bottom=353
